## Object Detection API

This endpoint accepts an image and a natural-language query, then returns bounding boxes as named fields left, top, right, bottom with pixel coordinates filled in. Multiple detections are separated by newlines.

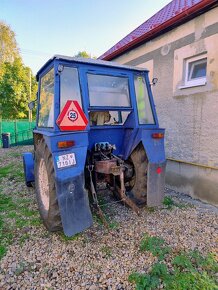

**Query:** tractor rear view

left=23, top=55, right=166, bottom=237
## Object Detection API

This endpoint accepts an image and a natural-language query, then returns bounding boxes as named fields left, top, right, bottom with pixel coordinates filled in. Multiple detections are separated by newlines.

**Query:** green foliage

left=100, top=245, right=112, bottom=258
left=0, top=245, right=7, bottom=259
left=130, top=234, right=218, bottom=290
left=0, top=21, right=19, bottom=65
left=129, top=259, right=218, bottom=290
left=0, top=22, right=37, bottom=120
left=0, top=58, right=37, bottom=119
left=173, top=250, right=218, bottom=274
left=74, top=51, right=91, bottom=58
left=74, top=51, right=96, bottom=59
left=140, top=234, right=171, bottom=260
left=162, top=196, right=189, bottom=210
left=150, top=262, right=168, bottom=279
left=146, top=207, right=155, bottom=212
left=167, top=270, right=217, bottom=290
left=129, top=272, right=160, bottom=290
left=58, top=232, right=80, bottom=242
left=163, top=196, right=174, bottom=209
left=108, top=220, right=119, bottom=230
left=172, top=252, right=194, bottom=270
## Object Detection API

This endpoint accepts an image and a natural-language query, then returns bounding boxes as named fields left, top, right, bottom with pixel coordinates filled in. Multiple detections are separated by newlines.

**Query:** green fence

left=0, top=119, right=36, bottom=147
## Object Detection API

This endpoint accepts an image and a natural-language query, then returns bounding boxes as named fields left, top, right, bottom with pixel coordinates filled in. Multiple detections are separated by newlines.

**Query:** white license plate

left=56, top=153, right=76, bottom=169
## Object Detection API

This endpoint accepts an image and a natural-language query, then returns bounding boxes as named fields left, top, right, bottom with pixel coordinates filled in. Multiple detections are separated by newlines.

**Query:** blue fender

left=22, top=152, right=35, bottom=187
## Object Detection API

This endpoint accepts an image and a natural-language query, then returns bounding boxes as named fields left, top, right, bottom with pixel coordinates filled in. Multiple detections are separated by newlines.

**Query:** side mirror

left=151, top=78, right=158, bottom=86
left=28, top=101, right=35, bottom=110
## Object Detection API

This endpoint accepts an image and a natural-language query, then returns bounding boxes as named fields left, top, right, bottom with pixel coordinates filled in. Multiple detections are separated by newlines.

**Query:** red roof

left=99, top=0, right=217, bottom=60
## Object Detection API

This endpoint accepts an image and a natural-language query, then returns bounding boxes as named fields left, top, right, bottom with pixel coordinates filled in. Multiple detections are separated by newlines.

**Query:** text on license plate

left=56, top=153, right=76, bottom=169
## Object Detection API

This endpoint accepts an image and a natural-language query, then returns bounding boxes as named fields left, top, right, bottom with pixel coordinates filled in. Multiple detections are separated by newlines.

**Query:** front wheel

left=34, top=139, right=62, bottom=232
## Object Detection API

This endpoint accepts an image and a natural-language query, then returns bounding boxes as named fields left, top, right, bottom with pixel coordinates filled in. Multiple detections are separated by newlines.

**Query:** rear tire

left=34, top=139, right=62, bottom=232
left=126, top=143, right=148, bottom=206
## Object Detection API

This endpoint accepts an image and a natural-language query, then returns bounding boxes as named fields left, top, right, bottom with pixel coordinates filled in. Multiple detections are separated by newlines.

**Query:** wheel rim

left=38, top=158, right=50, bottom=211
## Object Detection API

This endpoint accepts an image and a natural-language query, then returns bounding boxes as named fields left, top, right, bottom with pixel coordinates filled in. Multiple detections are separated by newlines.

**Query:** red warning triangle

left=56, top=100, right=88, bottom=131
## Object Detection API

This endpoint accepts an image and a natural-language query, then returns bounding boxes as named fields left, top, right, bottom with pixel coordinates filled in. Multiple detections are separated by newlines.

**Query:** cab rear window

left=87, top=74, right=130, bottom=107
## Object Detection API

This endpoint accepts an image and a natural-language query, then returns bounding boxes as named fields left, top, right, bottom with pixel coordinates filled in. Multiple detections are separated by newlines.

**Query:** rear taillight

left=57, top=141, right=75, bottom=149
left=156, top=167, right=162, bottom=174
left=152, top=133, right=164, bottom=139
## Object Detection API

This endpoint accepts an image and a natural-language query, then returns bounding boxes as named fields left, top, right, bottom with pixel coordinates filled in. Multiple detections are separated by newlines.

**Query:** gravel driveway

left=0, top=146, right=217, bottom=289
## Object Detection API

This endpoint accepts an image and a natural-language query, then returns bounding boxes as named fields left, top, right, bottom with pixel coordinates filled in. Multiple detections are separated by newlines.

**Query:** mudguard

left=52, top=146, right=93, bottom=237
left=22, top=152, right=35, bottom=186
left=147, top=161, right=166, bottom=206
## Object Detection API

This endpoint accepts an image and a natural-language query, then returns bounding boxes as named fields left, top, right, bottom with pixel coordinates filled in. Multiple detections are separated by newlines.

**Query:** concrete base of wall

left=166, top=160, right=218, bottom=206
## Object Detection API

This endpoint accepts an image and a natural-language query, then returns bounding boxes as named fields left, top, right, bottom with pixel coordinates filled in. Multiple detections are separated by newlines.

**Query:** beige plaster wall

left=112, top=7, right=218, bottom=204
left=136, top=59, right=154, bottom=80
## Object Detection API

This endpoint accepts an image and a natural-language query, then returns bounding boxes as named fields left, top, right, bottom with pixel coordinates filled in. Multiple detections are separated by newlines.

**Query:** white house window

left=184, top=55, right=207, bottom=87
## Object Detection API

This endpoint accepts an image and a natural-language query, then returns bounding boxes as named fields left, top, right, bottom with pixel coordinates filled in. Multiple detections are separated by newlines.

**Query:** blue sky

left=1, top=0, right=170, bottom=74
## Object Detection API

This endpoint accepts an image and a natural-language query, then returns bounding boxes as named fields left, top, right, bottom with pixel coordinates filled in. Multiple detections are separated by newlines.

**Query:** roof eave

left=101, top=0, right=218, bottom=61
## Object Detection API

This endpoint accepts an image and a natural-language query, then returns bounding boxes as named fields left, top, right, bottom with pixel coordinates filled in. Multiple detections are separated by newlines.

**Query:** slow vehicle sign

left=56, top=100, right=88, bottom=131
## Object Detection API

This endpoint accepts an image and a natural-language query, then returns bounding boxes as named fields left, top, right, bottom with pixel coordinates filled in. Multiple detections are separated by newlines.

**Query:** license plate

left=55, top=153, right=76, bottom=169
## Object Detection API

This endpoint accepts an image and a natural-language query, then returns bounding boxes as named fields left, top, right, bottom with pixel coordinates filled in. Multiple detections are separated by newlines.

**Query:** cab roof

left=36, top=54, right=148, bottom=80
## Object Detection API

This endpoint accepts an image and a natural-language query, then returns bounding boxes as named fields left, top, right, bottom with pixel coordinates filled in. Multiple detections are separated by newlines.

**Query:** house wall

left=113, top=7, right=218, bottom=205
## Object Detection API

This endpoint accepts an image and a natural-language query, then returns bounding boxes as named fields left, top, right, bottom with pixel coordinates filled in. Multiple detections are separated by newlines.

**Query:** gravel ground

left=0, top=146, right=217, bottom=289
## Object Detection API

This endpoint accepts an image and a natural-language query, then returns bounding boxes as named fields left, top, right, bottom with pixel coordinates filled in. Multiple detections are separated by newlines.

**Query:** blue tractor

left=23, top=55, right=166, bottom=237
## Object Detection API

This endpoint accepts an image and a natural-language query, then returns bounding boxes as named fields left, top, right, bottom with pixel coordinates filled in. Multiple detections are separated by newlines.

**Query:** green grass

left=0, top=165, right=14, bottom=178
left=0, top=190, right=40, bottom=260
left=163, top=196, right=174, bottom=209
left=0, top=163, right=24, bottom=182
left=0, top=194, right=17, bottom=211
left=7, top=152, right=21, bottom=158
left=58, top=232, right=81, bottom=242
left=100, top=245, right=112, bottom=258
left=19, top=233, right=30, bottom=245
left=129, top=234, right=218, bottom=290
left=0, top=148, right=42, bottom=260
left=163, top=196, right=191, bottom=210
left=140, top=233, right=171, bottom=260
left=108, top=220, right=119, bottom=230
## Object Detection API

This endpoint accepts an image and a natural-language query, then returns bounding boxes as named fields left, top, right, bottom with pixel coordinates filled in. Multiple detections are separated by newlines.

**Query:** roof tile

left=99, top=0, right=205, bottom=59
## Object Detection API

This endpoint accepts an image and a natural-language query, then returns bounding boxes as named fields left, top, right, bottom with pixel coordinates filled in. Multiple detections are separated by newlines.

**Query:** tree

left=74, top=51, right=96, bottom=59
left=0, top=57, right=37, bottom=119
left=74, top=51, right=91, bottom=58
left=0, top=21, right=19, bottom=65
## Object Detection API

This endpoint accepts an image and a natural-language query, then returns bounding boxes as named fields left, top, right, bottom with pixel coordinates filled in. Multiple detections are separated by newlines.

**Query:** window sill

left=179, top=80, right=207, bottom=90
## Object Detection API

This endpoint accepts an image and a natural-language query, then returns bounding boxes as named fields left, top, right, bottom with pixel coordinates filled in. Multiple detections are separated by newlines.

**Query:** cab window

left=87, top=74, right=130, bottom=107
left=60, top=66, right=82, bottom=109
left=134, top=75, right=155, bottom=124
left=38, top=68, right=54, bottom=128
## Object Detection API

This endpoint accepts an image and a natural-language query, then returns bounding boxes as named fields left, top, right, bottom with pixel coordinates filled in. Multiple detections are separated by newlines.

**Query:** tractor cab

left=23, top=55, right=166, bottom=237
